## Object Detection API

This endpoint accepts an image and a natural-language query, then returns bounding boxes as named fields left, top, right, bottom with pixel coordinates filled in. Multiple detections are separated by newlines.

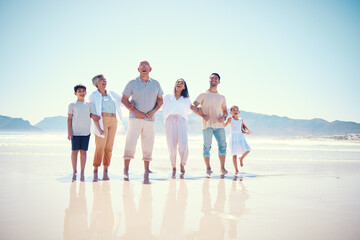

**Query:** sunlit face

left=138, top=61, right=152, bottom=75
left=75, top=88, right=87, bottom=99
left=175, top=79, right=185, bottom=92
left=230, top=107, right=240, bottom=117
left=96, top=76, right=107, bottom=89
left=209, top=74, right=220, bottom=87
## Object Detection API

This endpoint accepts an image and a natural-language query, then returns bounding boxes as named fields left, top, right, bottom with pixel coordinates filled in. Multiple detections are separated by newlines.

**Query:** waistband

left=102, top=112, right=116, bottom=117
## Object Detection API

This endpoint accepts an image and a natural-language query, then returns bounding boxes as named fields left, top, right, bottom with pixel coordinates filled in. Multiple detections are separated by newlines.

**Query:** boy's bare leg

left=239, top=151, right=250, bottom=167
left=232, top=155, right=239, bottom=173
left=219, top=155, right=228, bottom=175
left=71, top=150, right=79, bottom=181
left=204, top=156, right=212, bottom=175
left=79, top=150, right=86, bottom=181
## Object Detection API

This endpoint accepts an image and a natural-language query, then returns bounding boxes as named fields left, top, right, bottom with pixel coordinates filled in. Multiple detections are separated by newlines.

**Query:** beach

left=0, top=134, right=359, bottom=239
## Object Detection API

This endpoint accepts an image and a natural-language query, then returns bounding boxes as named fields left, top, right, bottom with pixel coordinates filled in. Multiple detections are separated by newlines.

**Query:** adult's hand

left=146, top=110, right=156, bottom=119
left=136, top=111, right=146, bottom=119
left=202, top=114, right=210, bottom=121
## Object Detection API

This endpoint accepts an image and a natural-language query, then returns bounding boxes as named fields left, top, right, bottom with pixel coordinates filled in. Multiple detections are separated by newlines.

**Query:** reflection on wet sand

left=196, top=178, right=226, bottom=240
left=63, top=182, right=88, bottom=240
left=228, top=178, right=249, bottom=239
left=88, top=181, right=115, bottom=239
left=122, top=181, right=155, bottom=240
left=159, top=179, right=188, bottom=239
left=63, top=175, right=250, bottom=239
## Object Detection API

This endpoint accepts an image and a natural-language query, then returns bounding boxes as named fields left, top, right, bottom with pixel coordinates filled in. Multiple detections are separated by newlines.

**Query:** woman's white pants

left=165, top=115, right=189, bottom=168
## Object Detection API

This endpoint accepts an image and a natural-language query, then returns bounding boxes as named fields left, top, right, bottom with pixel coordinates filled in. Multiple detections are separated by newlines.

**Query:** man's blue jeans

left=202, top=127, right=227, bottom=157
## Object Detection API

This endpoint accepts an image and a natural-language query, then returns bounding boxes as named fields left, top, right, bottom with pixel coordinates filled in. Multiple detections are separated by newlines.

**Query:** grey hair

left=92, top=74, right=103, bottom=88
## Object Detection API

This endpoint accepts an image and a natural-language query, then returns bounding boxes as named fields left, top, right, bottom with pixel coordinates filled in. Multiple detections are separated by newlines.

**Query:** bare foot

left=103, top=171, right=110, bottom=181
left=80, top=173, right=85, bottom=182
left=221, top=168, right=228, bottom=175
left=143, top=173, right=150, bottom=184
left=123, top=169, right=129, bottom=179
left=239, top=157, right=244, bottom=167
left=180, top=164, right=185, bottom=174
left=145, top=169, right=153, bottom=174
left=72, top=171, right=77, bottom=182
left=206, top=168, right=213, bottom=177
left=93, top=171, right=98, bottom=182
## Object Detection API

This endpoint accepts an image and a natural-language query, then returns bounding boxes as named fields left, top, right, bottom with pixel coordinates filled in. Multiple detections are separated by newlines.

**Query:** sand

left=0, top=134, right=359, bottom=239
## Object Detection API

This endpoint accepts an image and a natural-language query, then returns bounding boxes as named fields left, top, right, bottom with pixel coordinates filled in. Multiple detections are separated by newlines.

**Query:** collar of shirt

left=137, top=76, right=152, bottom=83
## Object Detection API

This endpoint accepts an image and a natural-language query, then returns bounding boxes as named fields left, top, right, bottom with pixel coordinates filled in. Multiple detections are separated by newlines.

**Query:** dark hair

left=174, top=78, right=189, bottom=98
left=210, top=73, right=221, bottom=80
left=230, top=105, right=239, bottom=112
left=74, top=84, right=86, bottom=92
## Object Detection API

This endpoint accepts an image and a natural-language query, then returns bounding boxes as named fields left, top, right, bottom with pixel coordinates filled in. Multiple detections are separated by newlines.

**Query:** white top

left=89, top=90, right=124, bottom=138
left=230, top=117, right=243, bottom=132
left=162, top=94, right=192, bottom=121
left=68, top=101, right=95, bottom=136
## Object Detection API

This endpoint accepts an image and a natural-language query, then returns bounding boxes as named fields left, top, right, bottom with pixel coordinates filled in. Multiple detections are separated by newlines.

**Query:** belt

left=101, top=112, right=116, bottom=117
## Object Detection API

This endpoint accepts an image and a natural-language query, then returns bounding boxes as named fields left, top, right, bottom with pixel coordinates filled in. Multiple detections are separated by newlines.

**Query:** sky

left=0, top=0, right=359, bottom=125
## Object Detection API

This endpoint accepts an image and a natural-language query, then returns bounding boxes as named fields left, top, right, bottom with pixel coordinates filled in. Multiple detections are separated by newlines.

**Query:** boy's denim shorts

left=71, top=134, right=90, bottom=151
left=202, top=128, right=227, bottom=157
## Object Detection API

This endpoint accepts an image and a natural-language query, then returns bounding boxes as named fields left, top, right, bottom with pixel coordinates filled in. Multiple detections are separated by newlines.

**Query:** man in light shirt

left=194, top=73, right=228, bottom=176
left=121, top=61, right=163, bottom=178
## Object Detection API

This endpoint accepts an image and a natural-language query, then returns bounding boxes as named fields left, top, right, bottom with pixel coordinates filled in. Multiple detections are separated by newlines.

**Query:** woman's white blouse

left=162, top=94, right=192, bottom=121
left=89, top=90, right=124, bottom=137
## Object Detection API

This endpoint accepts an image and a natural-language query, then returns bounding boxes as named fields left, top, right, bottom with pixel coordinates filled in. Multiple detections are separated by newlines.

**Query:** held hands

left=129, top=100, right=135, bottom=110
left=202, top=114, right=210, bottom=121
left=218, top=115, right=226, bottom=123
left=99, top=129, right=105, bottom=135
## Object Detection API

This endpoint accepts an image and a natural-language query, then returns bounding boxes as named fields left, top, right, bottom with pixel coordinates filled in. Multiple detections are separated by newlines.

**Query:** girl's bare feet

left=239, top=157, right=244, bottom=167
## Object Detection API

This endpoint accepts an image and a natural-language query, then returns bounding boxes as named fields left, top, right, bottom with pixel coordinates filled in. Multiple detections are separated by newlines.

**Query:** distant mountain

left=239, top=111, right=360, bottom=137
left=0, top=115, right=40, bottom=132
left=35, top=116, right=67, bottom=131
left=1, top=111, right=360, bottom=137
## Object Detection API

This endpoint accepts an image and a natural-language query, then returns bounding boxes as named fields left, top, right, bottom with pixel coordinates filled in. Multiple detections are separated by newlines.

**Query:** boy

left=67, top=84, right=103, bottom=181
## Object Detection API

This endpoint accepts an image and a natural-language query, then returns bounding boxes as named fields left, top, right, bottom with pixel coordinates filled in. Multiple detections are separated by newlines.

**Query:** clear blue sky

left=1, top=0, right=359, bottom=124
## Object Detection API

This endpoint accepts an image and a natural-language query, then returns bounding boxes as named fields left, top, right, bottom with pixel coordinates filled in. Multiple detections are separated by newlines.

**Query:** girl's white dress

left=229, top=117, right=251, bottom=156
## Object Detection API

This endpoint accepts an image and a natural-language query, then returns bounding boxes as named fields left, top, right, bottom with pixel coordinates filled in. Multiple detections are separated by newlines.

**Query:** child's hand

left=247, top=130, right=253, bottom=134
left=99, top=129, right=104, bottom=135
left=67, top=133, right=73, bottom=140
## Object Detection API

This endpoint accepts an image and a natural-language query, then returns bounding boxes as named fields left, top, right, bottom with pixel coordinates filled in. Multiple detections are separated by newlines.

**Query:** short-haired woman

left=89, top=74, right=123, bottom=181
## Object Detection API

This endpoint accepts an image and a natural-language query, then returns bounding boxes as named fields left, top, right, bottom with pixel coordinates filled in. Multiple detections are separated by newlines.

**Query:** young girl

left=224, top=105, right=252, bottom=173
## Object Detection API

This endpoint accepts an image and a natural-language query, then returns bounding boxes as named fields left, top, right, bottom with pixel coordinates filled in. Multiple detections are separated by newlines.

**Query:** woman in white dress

left=224, top=105, right=252, bottom=173
left=163, top=78, right=197, bottom=174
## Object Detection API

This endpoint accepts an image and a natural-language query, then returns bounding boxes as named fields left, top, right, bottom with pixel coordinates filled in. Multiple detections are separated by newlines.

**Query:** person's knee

left=218, top=143, right=227, bottom=155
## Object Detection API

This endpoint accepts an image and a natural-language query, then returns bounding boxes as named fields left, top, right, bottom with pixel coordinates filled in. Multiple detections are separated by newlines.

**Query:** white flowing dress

left=229, top=117, right=251, bottom=156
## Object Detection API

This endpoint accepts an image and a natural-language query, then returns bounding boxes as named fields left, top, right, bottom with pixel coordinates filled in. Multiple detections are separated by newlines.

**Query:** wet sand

left=0, top=134, right=359, bottom=239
